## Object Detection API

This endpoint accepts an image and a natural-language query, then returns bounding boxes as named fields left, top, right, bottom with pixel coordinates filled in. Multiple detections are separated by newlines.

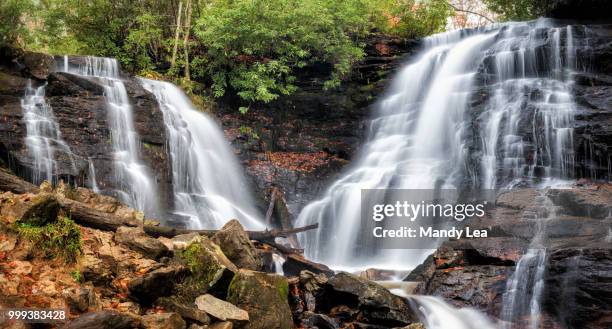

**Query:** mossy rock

left=226, top=269, right=292, bottom=329
left=18, top=193, right=61, bottom=226
left=175, top=237, right=237, bottom=300
left=15, top=216, right=82, bottom=263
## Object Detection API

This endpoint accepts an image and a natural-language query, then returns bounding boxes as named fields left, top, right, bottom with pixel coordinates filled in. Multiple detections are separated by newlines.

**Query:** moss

left=15, top=216, right=82, bottom=263
left=277, top=278, right=289, bottom=301
left=70, top=269, right=82, bottom=283
left=177, top=242, right=222, bottom=290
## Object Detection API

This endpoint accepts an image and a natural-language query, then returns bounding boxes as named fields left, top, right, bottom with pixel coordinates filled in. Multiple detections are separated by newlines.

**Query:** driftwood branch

left=264, top=187, right=278, bottom=225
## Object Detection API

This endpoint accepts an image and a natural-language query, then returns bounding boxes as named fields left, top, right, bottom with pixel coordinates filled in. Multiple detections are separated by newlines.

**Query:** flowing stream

left=139, top=78, right=264, bottom=229
left=21, top=80, right=76, bottom=184
left=60, top=56, right=160, bottom=216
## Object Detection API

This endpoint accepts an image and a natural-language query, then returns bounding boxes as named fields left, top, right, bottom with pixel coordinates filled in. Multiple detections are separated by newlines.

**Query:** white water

left=410, top=296, right=496, bottom=329
left=500, top=192, right=558, bottom=329
left=21, top=80, right=76, bottom=184
left=87, top=157, right=100, bottom=193
left=296, top=30, right=496, bottom=270
left=139, top=79, right=264, bottom=229
left=297, top=19, right=580, bottom=271
left=61, top=56, right=160, bottom=216
left=272, top=253, right=286, bottom=275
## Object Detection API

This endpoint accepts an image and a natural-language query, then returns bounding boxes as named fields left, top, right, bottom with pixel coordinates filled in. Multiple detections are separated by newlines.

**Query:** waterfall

left=60, top=56, right=160, bottom=216
left=139, top=78, right=264, bottom=229
left=409, top=296, right=496, bottom=329
left=87, top=157, right=100, bottom=193
left=296, top=19, right=581, bottom=270
left=21, top=80, right=76, bottom=184
left=499, top=190, right=564, bottom=329
left=272, top=253, right=286, bottom=275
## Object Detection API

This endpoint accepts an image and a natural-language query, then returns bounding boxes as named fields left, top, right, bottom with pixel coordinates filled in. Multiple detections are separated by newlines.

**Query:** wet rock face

left=543, top=248, right=612, bottom=329
left=411, top=185, right=612, bottom=328
left=0, top=55, right=173, bottom=214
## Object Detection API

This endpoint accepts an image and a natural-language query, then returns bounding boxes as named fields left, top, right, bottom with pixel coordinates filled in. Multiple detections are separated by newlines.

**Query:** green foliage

left=370, top=0, right=452, bottom=38
left=15, top=216, right=82, bottom=263
left=124, top=13, right=164, bottom=71
left=179, top=242, right=204, bottom=273
left=3, top=0, right=452, bottom=107
left=483, top=0, right=537, bottom=21
left=239, top=126, right=260, bottom=141
left=0, top=0, right=33, bottom=49
left=70, top=270, right=82, bottom=283
left=193, top=0, right=367, bottom=103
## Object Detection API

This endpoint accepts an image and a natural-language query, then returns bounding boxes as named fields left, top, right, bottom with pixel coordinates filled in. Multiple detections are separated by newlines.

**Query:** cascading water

left=297, top=19, right=582, bottom=270
left=272, top=253, right=286, bottom=275
left=499, top=192, right=557, bottom=329
left=296, top=30, right=496, bottom=270
left=409, top=296, right=496, bottom=329
left=87, top=157, right=100, bottom=194
left=60, top=56, right=160, bottom=216
left=21, top=80, right=76, bottom=184
left=139, top=79, right=264, bottom=229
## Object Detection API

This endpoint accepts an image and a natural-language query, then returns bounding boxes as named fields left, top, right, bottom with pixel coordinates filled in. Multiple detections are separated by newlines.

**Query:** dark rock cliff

left=217, top=36, right=421, bottom=217
left=0, top=53, right=173, bottom=213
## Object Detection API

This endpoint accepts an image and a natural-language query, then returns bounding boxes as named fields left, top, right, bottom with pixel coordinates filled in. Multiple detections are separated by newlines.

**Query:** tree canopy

left=1, top=0, right=455, bottom=105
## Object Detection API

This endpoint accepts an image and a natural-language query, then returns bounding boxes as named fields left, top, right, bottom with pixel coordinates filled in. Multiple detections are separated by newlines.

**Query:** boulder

left=62, top=311, right=140, bottom=329
left=328, top=272, right=416, bottom=327
left=195, top=294, right=249, bottom=322
left=172, top=233, right=204, bottom=250
left=226, top=270, right=292, bottom=329
left=128, top=264, right=187, bottom=304
left=141, top=312, right=186, bottom=329
left=114, top=226, right=171, bottom=260
left=212, top=219, right=262, bottom=270
left=156, top=297, right=211, bottom=325
left=17, top=193, right=61, bottom=226
left=298, top=270, right=328, bottom=312
left=62, top=285, right=100, bottom=313
left=175, top=237, right=237, bottom=299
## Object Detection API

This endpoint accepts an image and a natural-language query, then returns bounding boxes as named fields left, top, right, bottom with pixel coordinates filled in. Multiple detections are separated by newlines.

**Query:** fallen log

left=61, top=198, right=140, bottom=231
left=0, top=168, right=39, bottom=194
left=144, top=223, right=319, bottom=241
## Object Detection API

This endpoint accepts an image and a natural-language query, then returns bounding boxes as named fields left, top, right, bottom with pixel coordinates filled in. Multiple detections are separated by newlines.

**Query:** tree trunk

left=0, top=168, right=38, bottom=194
left=182, top=0, right=193, bottom=80
left=170, top=0, right=183, bottom=70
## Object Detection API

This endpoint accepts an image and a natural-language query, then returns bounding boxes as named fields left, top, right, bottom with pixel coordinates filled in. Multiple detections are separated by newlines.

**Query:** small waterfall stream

left=139, top=78, right=264, bottom=229
left=409, top=296, right=496, bottom=329
left=60, top=56, right=160, bottom=216
left=21, top=80, right=76, bottom=184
